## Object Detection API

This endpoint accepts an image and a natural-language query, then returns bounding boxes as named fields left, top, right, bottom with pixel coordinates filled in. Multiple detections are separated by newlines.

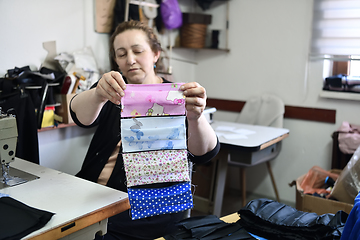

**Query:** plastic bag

left=331, top=145, right=360, bottom=203
left=337, top=121, right=360, bottom=154
left=299, top=166, right=339, bottom=195
left=160, top=0, right=182, bottom=29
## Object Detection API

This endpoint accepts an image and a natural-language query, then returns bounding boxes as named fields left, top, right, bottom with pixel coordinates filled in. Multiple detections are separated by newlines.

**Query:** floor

left=191, top=190, right=296, bottom=218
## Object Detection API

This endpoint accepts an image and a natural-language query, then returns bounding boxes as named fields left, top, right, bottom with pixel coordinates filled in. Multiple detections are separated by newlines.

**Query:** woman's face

left=113, top=29, right=160, bottom=84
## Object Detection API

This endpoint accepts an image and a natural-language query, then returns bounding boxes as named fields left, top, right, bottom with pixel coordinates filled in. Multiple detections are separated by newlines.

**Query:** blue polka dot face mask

left=128, top=182, right=193, bottom=220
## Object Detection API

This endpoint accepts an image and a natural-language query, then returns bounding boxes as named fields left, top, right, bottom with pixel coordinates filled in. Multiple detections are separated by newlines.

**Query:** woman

left=70, top=20, right=219, bottom=240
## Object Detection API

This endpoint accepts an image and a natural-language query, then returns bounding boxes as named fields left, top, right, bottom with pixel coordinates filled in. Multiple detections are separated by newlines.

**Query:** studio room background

left=1, top=0, right=359, bottom=206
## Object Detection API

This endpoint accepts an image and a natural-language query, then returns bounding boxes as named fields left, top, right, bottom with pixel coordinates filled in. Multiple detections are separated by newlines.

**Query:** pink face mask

left=121, top=83, right=185, bottom=118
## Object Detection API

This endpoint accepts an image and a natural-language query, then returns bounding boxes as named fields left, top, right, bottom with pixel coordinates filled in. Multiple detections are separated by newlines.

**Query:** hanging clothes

left=0, top=79, right=39, bottom=164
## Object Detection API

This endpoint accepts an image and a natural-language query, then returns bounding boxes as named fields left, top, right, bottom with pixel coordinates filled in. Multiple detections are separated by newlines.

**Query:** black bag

left=237, top=198, right=348, bottom=240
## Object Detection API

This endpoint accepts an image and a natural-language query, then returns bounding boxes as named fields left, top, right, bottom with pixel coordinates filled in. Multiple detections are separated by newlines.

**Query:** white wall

left=192, top=0, right=360, bottom=205
left=0, top=0, right=104, bottom=174
left=1, top=0, right=360, bottom=206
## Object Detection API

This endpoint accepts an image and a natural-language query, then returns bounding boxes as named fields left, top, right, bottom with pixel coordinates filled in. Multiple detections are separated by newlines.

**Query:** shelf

left=169, top=46, right=230, bottom=52
left=319, top=90, right=360, bottom=101
left=38, top=122, right=76, bottom=132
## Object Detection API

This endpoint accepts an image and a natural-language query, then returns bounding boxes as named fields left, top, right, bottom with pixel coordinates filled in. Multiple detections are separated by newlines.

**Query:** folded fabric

left=341, top=191, right=360, bottom=240
left=123, top=149, right=190, bottom=187
left=121, top=116, right=186, bottom=153
left=0, top=196, right=54, bottom=240
left=121, top=83, right=185, bottom=118
left=164, top=214, right=256, bottom=240
left=128, top=182, right=193, bottom=220
left=237, top=198, right=348, bottom=240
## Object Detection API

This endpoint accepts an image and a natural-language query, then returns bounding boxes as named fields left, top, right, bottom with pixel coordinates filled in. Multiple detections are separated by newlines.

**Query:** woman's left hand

left=181, top=82, right=207, bottom=121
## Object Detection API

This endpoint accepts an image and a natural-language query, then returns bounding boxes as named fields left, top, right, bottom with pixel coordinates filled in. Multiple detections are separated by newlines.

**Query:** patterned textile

left=121, top=83, right=193, bottom=220
left=123, top=149, right=190, bottom=187
left=128, top=182, right=193, bottom=220
left=121, top=116, right=186, bottom=153
left=121, top=83, right=185, bottom=118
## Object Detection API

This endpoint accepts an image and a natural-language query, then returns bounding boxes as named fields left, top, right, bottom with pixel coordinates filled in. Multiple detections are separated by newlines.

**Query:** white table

left=0, top=158, right=130, bottom=240
left=194, top=121, right=289, bottom=217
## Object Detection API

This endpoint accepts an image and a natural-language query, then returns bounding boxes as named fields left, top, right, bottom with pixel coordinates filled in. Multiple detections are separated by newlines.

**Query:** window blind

left=311, top=0, right=360, bottom=59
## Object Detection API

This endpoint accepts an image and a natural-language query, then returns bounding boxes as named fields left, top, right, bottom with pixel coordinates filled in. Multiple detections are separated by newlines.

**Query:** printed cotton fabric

left=121, top=83, right=185, bottom=118
left=128, top=182, right=193, bottom=220
left=121, top=116, right=186, bottom=153
left=123, top=149, right=190, bottom=187
left=121, top=83, right=193, bottom=220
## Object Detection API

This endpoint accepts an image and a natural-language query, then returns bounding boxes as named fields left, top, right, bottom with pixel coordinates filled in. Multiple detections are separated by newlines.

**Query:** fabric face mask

left=120, top=83, right=193, bottom=220
left=121, top=83, right=185, bottom=118
left=121, top=116, right=187, bottom=153
left=127, top=182, right=193, bottom=220
left=123, top=149, right=190, bottom=187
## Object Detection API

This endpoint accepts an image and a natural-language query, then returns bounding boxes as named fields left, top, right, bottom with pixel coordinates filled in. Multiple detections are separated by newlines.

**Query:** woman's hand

left=95, top=71, right=127, bottom=105
left=181, top=82, right=207, bottom=121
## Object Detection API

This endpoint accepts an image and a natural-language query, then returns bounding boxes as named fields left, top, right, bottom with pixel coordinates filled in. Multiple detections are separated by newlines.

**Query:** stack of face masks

left=120, top=83, right=193, bottom=220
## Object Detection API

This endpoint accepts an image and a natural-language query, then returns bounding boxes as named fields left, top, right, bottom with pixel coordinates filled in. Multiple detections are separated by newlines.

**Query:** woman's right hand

left=95, top=71, right=127, bottom=105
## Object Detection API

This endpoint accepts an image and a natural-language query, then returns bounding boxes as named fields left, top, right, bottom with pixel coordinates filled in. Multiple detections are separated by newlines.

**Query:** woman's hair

left=109, top=20, right=162, bottom=71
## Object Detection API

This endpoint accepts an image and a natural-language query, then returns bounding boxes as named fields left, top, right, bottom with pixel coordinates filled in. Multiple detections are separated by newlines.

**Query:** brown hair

left=109, top=20, right=162, bottom=71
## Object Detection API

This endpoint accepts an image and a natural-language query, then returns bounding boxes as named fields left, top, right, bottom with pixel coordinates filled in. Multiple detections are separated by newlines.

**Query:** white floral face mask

left=123, top=149, right=190, bottom=187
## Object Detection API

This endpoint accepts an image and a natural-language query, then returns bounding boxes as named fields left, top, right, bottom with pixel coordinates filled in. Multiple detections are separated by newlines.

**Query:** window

left=310, top=0, right=360, bottom=93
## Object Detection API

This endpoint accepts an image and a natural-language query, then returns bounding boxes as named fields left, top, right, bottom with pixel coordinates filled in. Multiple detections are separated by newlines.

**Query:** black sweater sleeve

left=188, top=137, right=220, bottom=165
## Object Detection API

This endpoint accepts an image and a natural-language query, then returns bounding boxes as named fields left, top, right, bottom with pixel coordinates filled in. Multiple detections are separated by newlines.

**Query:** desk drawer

left=229, top=142, right=280, bottom=165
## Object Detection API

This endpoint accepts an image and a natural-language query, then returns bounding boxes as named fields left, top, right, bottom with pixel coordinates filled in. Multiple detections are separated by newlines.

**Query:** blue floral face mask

left=121, top=116, right=186, bottom=153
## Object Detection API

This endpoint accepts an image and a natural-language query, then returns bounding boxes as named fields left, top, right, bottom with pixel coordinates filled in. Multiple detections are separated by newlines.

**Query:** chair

left=229, top=94, right=285, bottom=206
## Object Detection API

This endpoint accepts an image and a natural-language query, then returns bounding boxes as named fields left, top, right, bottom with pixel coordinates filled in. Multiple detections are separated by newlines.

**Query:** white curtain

left=311, top=0, right=360, bottom=58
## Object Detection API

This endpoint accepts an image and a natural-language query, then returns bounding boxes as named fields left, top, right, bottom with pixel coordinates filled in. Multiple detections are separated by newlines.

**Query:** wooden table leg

left=240, top=167, right=246, bottom=207
left=266, top=161, right=280, bottom=202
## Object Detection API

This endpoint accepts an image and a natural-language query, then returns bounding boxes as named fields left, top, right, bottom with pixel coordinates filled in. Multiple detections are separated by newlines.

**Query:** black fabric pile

left=0, top=196, right=54, bottom=240
left=237, top=198, right=348, bottom=240
left=163, top=215, right=255, bottom=240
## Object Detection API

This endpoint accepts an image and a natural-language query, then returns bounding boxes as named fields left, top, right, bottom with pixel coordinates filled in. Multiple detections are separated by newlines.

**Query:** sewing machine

left=0, top=109, right=38, bottom=189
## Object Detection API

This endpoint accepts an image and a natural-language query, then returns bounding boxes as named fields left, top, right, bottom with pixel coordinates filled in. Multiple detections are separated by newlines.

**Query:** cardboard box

left=294, top=171, right=353, bottom=215
left=55, top=94, right=76, bottom=124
